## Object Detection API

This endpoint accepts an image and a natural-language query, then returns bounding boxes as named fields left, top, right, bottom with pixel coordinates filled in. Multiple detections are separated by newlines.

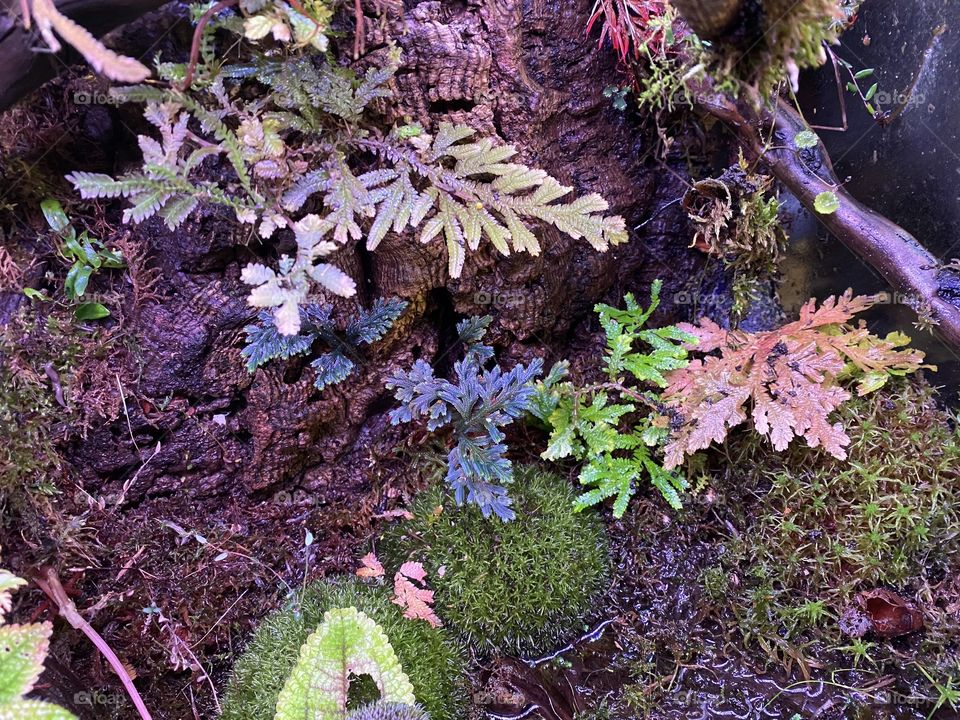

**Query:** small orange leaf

left=355, top=552, right=384, bottom=578
left=392, top=562, right=441, bottom=628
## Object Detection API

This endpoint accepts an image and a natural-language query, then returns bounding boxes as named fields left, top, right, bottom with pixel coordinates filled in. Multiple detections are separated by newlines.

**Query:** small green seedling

left=603, top=85, right=632, bottom=112
left=39, top=198, right=124, bottom=319
left=814, top=191, right=840, bottom=215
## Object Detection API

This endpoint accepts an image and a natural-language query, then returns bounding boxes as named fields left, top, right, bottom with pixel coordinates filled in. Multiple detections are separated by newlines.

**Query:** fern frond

left=241, top=311, right=316, bottom=372
left=242, top=298, right=406, bottom=391
left=311, top=352, right=355, bottom=390
left=28, top=0, right=150, bottom=82
left=387, top=316, right=542, bottom=520
left=282, top=169, right=328, bottom=212
left=64, top=172, right=160, bottom=199
left=346, top=297, right=408, bottom=344
left=359, top=124, right=629, bottom=277
left=533, top=284, right=691, bottom=515
left=661, top=291, right=930, bottom=468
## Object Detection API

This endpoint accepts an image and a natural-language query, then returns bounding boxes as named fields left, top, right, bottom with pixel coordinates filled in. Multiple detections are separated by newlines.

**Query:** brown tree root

left=695, top=86, right=960, bottom=350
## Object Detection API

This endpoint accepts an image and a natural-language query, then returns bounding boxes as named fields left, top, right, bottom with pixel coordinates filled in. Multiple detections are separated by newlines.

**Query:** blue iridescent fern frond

left=386, top=316, right=542, bottom=520
left=243, top=298, right=407, bottom=391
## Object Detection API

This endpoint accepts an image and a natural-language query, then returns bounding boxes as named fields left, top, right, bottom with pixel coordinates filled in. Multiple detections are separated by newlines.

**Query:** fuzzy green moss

left=710, top=0, right=857, bottom=95
left=381, top=466, right=610, bottom=656
left=0, top=311, right=80, bottom=509
left=220, top=578, right=469, bottom=720
left=709, top=380, right=960, bottom=667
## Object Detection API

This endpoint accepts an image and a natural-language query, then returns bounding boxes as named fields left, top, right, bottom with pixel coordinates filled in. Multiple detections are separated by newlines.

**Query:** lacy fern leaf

left=359, top=124, right=629, bottom=277
left=274, top=607, right=416, bottom=720
left=532, top=281, right=693, bottom=516
left=387, top=317, right=542, bottom=520
left=241, top=311, right=315, bottom=372
left=661, top=291, right=930, bottom=468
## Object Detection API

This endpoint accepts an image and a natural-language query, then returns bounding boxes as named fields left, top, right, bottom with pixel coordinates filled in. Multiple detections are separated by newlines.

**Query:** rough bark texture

left=0, top=1, right=700, bottom=718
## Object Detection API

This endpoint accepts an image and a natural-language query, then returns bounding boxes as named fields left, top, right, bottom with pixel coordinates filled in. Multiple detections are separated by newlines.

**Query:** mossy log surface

left=0, top=1, right=699, bottom=717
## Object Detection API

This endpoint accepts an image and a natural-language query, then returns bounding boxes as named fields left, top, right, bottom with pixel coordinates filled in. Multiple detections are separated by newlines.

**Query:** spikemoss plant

left=220, top=578, right=468, bottom=720
left=381, top=466, right=610, bottom=656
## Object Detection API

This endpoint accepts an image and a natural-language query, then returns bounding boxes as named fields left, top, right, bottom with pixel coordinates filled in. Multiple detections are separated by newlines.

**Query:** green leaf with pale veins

left=274, top=607, right=416, bottom=720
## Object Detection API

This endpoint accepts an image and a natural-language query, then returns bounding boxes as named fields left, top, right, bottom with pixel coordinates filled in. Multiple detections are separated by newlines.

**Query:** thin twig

left=34, top=568, right=154, bottom=720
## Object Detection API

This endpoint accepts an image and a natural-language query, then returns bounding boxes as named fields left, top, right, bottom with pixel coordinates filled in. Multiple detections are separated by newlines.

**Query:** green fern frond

left=359, top=124, right=629, bottom=277
left=596, top=279, right=697, bottom=387
left=533, top=283, right=691, bottom=515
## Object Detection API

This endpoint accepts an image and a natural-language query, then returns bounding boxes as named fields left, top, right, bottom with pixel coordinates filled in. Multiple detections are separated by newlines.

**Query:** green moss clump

left=711, top=380, right=960, bottom=663
left=220, top=578, right=469, bottom=720
left=0, top=311, right=80, bottom=510
left=381, top=466, right=610, bottom=656
left=709, top=0, right=856, bottom=95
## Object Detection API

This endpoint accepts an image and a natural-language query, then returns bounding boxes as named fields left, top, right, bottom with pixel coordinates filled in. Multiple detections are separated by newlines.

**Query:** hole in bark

left=283, top=363, right=305, bottom=385
left=428, top=98, right=476, bottom=115
left=425, top=287, right=458, bottom=375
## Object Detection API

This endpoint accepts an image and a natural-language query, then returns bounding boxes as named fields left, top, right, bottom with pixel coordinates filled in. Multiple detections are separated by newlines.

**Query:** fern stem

left=34, top=567, right=154, bottom=720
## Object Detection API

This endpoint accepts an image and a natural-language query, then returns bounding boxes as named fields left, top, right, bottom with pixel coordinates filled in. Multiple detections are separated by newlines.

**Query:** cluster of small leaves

left=531, top=281, right=696, bottom=516
left=275, top=607, right=416, bottom=720
left=386, top=317, right=542, bottom=520
left=661, top=291, right=929, bottom=468
left=66, top=9, right=626, bottom=333
left=684, top=159, right=787, bottom=318
left=0, top=565, right=76, bottom=719
left=240, top=0, right=333, bottom=52
left=242, top=297, right=407, bottom=390
left=33, top=199, right=125, bottom=321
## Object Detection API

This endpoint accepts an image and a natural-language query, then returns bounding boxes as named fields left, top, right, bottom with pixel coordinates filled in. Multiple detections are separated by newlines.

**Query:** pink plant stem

left=35, top=567, right=154, bottom=720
